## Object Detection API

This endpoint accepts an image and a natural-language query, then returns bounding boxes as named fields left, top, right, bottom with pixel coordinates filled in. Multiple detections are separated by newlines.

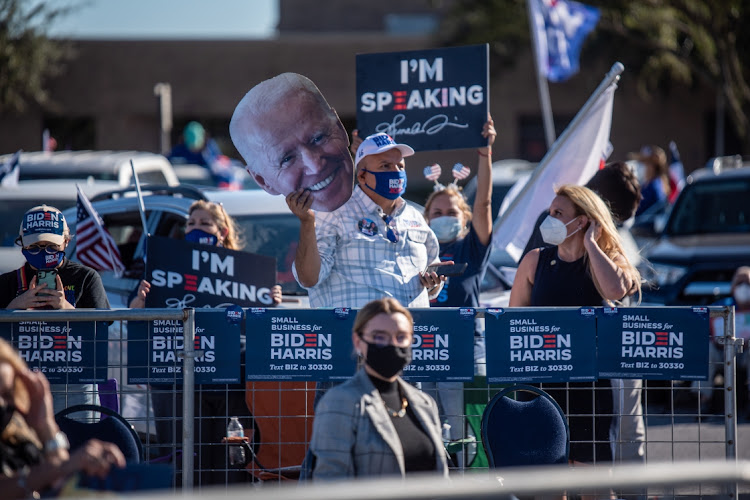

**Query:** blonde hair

left=556, top=184, right=642, bottom=303
left=188, top=200, right=244, bottom=250
left=423, top=187, right=473, bottom=226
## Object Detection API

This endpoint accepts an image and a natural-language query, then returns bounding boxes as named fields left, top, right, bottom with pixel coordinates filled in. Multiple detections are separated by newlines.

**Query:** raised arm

left=584, top=221, right=632, bottom=300
left=473, top=115, right=496, bottom=246
left=287, top=190, right=321, bottom=287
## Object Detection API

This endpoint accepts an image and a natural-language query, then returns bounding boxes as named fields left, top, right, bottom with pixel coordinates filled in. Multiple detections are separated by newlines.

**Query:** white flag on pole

left=493, top=82, right=616, bottom=262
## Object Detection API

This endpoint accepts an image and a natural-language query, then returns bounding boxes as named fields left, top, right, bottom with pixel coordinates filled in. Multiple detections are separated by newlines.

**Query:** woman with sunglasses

left=308, top=298, right=448, bottom=479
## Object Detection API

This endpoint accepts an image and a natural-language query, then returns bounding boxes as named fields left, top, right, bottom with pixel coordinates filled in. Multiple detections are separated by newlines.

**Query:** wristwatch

left=44, top=431, right=70, bottom=454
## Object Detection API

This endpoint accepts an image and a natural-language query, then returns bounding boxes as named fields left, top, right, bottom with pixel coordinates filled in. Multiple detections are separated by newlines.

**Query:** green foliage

left=440, top=0, right=750, bottom=147
left=0, top=0, right=74, bottom=113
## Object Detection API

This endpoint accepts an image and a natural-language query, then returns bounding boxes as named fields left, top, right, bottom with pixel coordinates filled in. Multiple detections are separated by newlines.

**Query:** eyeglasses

left=24, top=244, right=61, bottom=255
left=362, top=331, right=412, bottom=348
left=380, top=214, right=399, bottom=243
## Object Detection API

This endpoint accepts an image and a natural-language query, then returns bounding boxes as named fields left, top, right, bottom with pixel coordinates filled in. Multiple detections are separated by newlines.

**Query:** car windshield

left=233, top=213, right=304, bottom=295
left=666, top=179, right=750, bottom=236
left=0, top=199, right=75, bottom=247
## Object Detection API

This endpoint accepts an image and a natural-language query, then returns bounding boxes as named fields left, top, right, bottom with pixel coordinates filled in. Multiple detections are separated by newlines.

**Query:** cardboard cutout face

left=230, top=73, right=354, bottom=212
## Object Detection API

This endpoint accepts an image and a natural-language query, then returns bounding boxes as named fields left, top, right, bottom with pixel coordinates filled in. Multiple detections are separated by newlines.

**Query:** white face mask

left=734, top=283, right=750, bottom=305
left=429, top=216, right=463, bottom=243
left=539, top=215, right=580, bottom=246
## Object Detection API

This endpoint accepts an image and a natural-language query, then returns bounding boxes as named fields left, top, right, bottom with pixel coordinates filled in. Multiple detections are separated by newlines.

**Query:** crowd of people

left=0, top=70, right=739, bottom=496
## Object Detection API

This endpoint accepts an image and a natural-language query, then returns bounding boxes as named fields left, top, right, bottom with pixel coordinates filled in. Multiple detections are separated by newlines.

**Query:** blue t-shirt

left=635, top=178, right=666, bottom=217
left=430, top=223, right=491, bottom=308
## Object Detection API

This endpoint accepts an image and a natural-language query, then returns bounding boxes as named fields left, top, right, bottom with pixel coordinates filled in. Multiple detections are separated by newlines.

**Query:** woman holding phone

left=0, top=205, right=110, bottom=416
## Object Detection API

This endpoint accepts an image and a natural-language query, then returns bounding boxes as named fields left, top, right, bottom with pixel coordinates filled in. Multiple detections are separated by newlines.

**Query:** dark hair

left=353, top=298, right=413, bottom=338
left=585, top=162, right=642, bottom=223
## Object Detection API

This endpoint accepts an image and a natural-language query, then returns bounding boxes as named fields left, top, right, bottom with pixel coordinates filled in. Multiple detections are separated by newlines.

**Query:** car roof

left=0, top=179, right=123, bottom=201
left=60, top=186, right=293, bottom=220
left=687, top=165, right=750, bottom=185
left=1, top=150, right=180, bottom=186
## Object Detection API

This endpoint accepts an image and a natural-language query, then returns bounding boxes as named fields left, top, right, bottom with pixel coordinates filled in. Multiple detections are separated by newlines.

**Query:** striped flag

left=75, top=184, right=125, bottom=277
left=423, top=164, right=441, bottom=182
left=452, top=163, right=471, bottom=181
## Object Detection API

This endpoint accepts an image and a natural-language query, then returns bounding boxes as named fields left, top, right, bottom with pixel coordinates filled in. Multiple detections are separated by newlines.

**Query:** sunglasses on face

left=380, top=214, right=399, bottom=243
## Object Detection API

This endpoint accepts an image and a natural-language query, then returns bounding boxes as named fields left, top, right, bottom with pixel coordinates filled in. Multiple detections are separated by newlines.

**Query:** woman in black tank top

left=510, top=185, right=642, bottom=470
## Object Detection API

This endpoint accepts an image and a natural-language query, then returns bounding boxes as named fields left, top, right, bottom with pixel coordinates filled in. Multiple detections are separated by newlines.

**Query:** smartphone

left=36, top=269, right=58, bottom=294
left=425, top=262, right=468, bottom=277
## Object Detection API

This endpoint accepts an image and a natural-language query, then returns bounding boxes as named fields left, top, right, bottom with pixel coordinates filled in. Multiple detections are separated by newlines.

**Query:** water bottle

left=442, top=420, right=452, bottom=446
left=227, top=417, right=246, bottom=466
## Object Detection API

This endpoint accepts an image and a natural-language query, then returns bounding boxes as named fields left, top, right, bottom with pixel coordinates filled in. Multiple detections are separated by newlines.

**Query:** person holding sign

left=230, top=73, right=355, bottom=213
left=129, top=200, right=280, bottom=485
left=0, top=205, right=109, bottom=415
left=0, top=339, right=125, bottom=499
left=308, top=298, right=448, bottom=479
left=288, top=132, right=446, bottom=308
left=510, top=185, right=641, bottom=467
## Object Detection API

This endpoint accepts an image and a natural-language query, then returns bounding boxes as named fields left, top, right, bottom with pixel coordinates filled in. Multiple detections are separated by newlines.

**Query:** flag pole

left=493, top=62, right=624, bottom=237
left=527, top=0, right=556, bottom=149
left=130, top=160, right=150, bottom=238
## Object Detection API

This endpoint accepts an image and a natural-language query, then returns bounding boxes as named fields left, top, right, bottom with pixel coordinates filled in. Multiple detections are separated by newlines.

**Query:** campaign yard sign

left=145, top=235, right=277, bottom=309
left=597, top=307, right=710, bottom=381
left=402, top=308, right=475, bottom=382
left=0, top=321, right=108, bottom=384
left=245, top=308, right=357, bottom=381
left=127, top=308, right=242, bottom=384
left=356, top=44, right=489, bottom=151
left=485, top=308, right=597, bottom=383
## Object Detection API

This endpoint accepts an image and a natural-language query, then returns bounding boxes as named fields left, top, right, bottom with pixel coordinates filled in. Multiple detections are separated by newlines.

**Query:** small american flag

left=0, top=150, right=21, bottom=188
left=75, top=185, right=125, bottom=277
left=452, top=163, right=471, bottom=180
left=423, top=164, right=441, bottom=182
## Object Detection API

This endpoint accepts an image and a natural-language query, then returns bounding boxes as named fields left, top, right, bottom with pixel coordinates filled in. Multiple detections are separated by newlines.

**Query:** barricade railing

left=0, top=306, right=741, bottom=497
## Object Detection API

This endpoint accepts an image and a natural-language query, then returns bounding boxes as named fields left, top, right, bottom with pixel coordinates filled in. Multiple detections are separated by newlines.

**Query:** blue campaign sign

left=245, top=308, right=357, bottom=381
left=597, top=307, right=710, bottom=381
left=356, top=44, right=489, bottom=152
left=0, top=321, right=107, bottom=384
left=145, top=235, right=277, bottom=309
left=127, top=309, right=241, bottom=384
left=485, top=308, right=597, bottom=383
left=402, top=308, right=475, bottom=382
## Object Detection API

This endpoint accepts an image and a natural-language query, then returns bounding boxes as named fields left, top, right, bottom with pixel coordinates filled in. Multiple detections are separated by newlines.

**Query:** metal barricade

left=0, top=306, right=743, bottom=497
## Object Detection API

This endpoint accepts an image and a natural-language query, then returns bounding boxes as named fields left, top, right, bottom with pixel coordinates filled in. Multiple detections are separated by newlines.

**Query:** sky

left=49, top=0, right=278, bottom=39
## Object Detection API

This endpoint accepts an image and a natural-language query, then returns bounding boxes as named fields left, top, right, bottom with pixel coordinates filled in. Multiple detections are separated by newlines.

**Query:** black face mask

left=364, top=341, right=412, bottom=379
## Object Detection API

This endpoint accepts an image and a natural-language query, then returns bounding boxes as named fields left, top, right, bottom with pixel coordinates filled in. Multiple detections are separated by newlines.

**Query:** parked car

left=462, top=159, right=536, bottom=220
left=640, top=165, right=750, bottom=305
left=0, top=150, right=179, bottom=187
left=0, top=179, right=122, bottom=273
left=60, top=185, right=306, bottom=307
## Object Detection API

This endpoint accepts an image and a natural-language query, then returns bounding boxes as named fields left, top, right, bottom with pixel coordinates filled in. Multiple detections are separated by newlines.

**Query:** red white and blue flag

left=0, top=150, right=21, bottom=188
left=423, top=164, right=442, bottom=182
left=452, top=163, right=471, bottom=181
left=529, top=0, right=600, bottom=82
left=75, top=185, right=125, bottom=277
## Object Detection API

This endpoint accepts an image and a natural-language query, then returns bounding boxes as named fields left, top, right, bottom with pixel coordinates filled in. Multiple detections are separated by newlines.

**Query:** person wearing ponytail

left=308, top=298, right=448, bottom=479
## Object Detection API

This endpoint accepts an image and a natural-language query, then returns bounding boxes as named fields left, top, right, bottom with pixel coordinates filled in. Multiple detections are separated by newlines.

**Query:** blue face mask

left=185, top=229, right=218, bottom=246
left=429, top=216, right=463, bottom=243
left=363, top=169, right=407, bottom=200
left=22, top=248, right=65, bottom=269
